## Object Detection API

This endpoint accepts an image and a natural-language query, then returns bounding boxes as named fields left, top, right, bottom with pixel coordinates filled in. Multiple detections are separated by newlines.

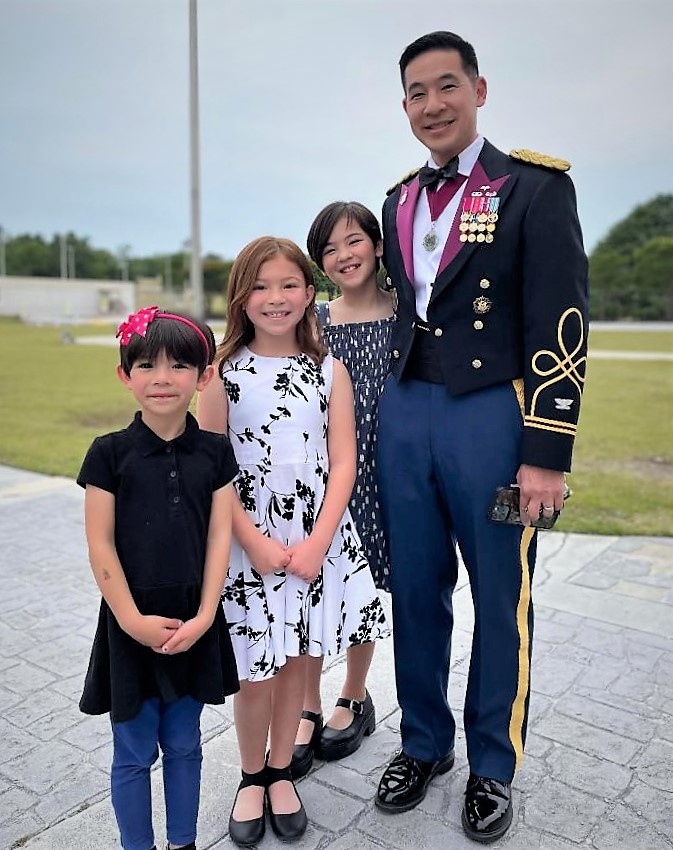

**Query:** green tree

left=632, top=236, right=673, bottom=320
left=310, top=261, right=337, bottom=300
left=593, top=194, right=673, bottom=258
left=589, top=194, right=673, bottom=320
left=6, top=234, right=55, bottom=276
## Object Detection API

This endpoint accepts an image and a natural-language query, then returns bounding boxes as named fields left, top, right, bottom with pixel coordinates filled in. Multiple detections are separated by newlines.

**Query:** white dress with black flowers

left=221, top=348, right=389, bottom=682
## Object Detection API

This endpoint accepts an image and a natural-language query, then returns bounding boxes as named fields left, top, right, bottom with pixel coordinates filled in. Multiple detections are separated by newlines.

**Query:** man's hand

left=516, top=464, right=566, bottom=527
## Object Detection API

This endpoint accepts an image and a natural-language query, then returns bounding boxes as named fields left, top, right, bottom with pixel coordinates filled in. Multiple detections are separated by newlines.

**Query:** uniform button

left=411, top=321, right=416, bottom=329
left=472, top=359, right=482, bottom=369
left=480, top=278, right=490, bottom=289
left=169, top=470, right=177, bottom=478
left=173, top=495, right=180, bottom=504
left=392, top=349, right=400, bottom=359
left=434, top=328, right=443, bottom=338
left=165, top=445, right=173, bottom=453
left=386, top=276, right=392, bottom=286
left=474, top=320, right=484, bottom=330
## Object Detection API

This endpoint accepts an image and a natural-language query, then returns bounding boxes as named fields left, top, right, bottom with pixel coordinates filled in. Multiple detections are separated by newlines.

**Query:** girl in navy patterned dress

left=291, top=202, right=395, bottom=779
left=197, top=237, right=388, bottom=845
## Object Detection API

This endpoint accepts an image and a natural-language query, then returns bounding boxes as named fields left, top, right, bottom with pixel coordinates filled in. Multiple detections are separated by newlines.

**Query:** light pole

left=60, top=234, right=68, bottom=279
left=188, top=0, right=204, bottom=318
left=0, top=226, right=6, bottom=276
left=67, top=244, right=76, bottom=279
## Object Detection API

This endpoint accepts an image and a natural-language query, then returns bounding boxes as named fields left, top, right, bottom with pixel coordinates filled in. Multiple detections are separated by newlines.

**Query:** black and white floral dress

left=221, top=348, right=389, bottom=682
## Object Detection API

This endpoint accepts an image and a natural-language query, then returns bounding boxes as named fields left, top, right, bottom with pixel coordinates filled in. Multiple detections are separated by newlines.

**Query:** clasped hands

left=248, top=534, right=324, bottom=583
left=125, top=611, right=212, bottom=656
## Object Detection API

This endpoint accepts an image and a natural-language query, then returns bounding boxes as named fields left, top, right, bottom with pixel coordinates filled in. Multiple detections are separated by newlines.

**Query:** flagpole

left=188, top=0, right=204, bottom=318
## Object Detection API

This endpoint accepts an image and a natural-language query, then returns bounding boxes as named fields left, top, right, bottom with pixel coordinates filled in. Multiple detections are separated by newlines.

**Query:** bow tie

left=418, top=157, right=459, bottom=190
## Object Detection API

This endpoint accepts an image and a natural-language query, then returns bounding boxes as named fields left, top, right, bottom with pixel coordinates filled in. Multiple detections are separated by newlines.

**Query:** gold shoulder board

left=509, top=149, right=571, bottom=172
left=386, top=167, right=420, bottom=196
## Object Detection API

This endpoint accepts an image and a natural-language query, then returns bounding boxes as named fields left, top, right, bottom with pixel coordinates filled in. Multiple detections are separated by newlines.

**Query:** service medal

left=422, top=229, right=438, bottom=251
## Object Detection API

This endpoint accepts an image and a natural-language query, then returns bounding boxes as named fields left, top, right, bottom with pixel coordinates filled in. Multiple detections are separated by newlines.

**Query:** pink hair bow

left=116, top=305, right=160, bottom=346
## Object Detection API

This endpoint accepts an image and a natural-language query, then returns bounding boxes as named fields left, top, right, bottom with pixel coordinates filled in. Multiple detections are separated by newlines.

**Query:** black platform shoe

left=461, top=774, right=513, bottom=843
left=228, top=767, right=266, bottom=847
left=376, top=748, right=455, bottom=813
left=316, top=691, right=376, bottom=761
left=291, top=709, right=323, bottom=779
left=265, top=764, right=308, bottom=842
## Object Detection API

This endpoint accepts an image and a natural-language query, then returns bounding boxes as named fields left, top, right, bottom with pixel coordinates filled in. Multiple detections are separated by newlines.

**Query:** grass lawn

left=0, top=318, right=671, bottom=536
left=588, top=329, right=673, bottom=352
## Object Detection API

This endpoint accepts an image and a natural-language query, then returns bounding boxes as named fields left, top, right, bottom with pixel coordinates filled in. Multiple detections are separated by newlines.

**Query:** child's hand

left=156, top=615, right=210, bottom=655
left=126, top=615, right=182, bottom=649
left=247, top=535, right=291, bottom=576
left=285, top=538, right=325, bottom=583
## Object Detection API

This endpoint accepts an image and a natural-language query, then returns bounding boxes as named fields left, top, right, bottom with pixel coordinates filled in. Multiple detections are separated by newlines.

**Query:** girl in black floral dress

left=197, top=236, right=388, bottom=846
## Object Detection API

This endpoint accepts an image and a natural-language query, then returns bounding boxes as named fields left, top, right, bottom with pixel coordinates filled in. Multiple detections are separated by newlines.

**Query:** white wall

left=0, top=277, right=136, bottom=323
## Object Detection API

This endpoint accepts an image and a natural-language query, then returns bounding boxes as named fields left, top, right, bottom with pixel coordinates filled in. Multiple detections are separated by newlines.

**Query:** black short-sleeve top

left=77, top=411, right=240, bottom=722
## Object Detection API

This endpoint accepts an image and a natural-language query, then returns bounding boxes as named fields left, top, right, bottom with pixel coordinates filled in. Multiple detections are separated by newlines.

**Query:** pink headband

left=116, top=305, right=211, bottom=359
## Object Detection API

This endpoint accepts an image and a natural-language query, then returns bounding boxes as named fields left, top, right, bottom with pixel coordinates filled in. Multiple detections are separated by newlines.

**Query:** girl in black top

left=78, top=307, right=239, bottom=850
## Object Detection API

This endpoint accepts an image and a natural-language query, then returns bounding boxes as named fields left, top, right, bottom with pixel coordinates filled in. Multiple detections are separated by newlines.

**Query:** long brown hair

left=216, top=236, right=327, bottom=371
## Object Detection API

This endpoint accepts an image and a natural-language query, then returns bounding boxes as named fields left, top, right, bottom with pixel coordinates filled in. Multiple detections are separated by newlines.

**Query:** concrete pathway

left=1, top=465, right=672, bottom=849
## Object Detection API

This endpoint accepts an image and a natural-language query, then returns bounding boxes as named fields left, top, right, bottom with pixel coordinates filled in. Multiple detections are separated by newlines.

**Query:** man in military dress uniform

left=375, top=31, right=588, bottom=842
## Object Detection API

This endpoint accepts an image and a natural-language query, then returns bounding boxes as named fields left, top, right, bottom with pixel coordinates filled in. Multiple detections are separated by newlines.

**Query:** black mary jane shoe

left=461, top=774, right=513, bottom=843
left=291, top=709, right=323, bottom=779
left=316, top=691, right=376, bottom=761
left=376, top=748, right=455, bottom=813
left=265, top=763, right=308, bottom=842
left=228, top=767, right=266, bottom=847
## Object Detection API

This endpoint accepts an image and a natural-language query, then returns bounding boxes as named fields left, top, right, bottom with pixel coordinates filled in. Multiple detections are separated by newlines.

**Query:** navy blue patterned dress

left=317, top=302, right=393, bottom=591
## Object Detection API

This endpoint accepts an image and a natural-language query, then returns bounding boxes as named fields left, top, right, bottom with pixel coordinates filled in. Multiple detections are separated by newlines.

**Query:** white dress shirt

left=412, top=135, right=485, bottom=320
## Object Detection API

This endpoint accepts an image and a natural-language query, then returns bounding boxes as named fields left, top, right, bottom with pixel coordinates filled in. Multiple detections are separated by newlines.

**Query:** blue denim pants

left=111, top=696, right=203, bottom=850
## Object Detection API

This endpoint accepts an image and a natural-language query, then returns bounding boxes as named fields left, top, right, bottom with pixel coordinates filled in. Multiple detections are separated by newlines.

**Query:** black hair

left=399, top=31, right=479, bottom=90
left=306, top=201, right=382, bottom=273
left=119, top=310, right=216, bottom=377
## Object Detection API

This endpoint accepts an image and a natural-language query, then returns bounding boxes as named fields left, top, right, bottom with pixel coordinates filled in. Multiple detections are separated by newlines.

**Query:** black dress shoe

left=461, top=774, right=513, bottom=843
left=228, top=767, right=266, bottom=847
left=376, top=748, right=455, bottom=813
left=265, top=764, right=308, bottom=842
left=291, top=709, right=323, bottom=779
left=316, top=691, right=376, bottom=761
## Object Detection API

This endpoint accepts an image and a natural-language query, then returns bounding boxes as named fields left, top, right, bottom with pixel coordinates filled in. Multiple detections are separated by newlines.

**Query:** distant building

left=0, top=276, right=193, bottom=324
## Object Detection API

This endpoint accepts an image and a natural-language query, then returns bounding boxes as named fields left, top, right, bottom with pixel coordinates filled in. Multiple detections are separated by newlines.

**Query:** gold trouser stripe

left=508, top=525, right=535, bottom=773
left=511, top=378, right=525, bottom=418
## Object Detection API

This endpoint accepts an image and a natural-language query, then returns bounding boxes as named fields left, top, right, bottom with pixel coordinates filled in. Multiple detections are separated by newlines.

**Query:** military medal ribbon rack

left=459, top=187, right=500, bottom=244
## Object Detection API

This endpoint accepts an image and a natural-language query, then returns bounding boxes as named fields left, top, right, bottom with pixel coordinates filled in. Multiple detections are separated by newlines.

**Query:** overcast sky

left=1, top=0, right=671, bottom=264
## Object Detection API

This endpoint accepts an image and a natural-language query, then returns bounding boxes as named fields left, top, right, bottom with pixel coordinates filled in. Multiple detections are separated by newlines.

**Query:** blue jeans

left=111, top=696, right=203, bottom=850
